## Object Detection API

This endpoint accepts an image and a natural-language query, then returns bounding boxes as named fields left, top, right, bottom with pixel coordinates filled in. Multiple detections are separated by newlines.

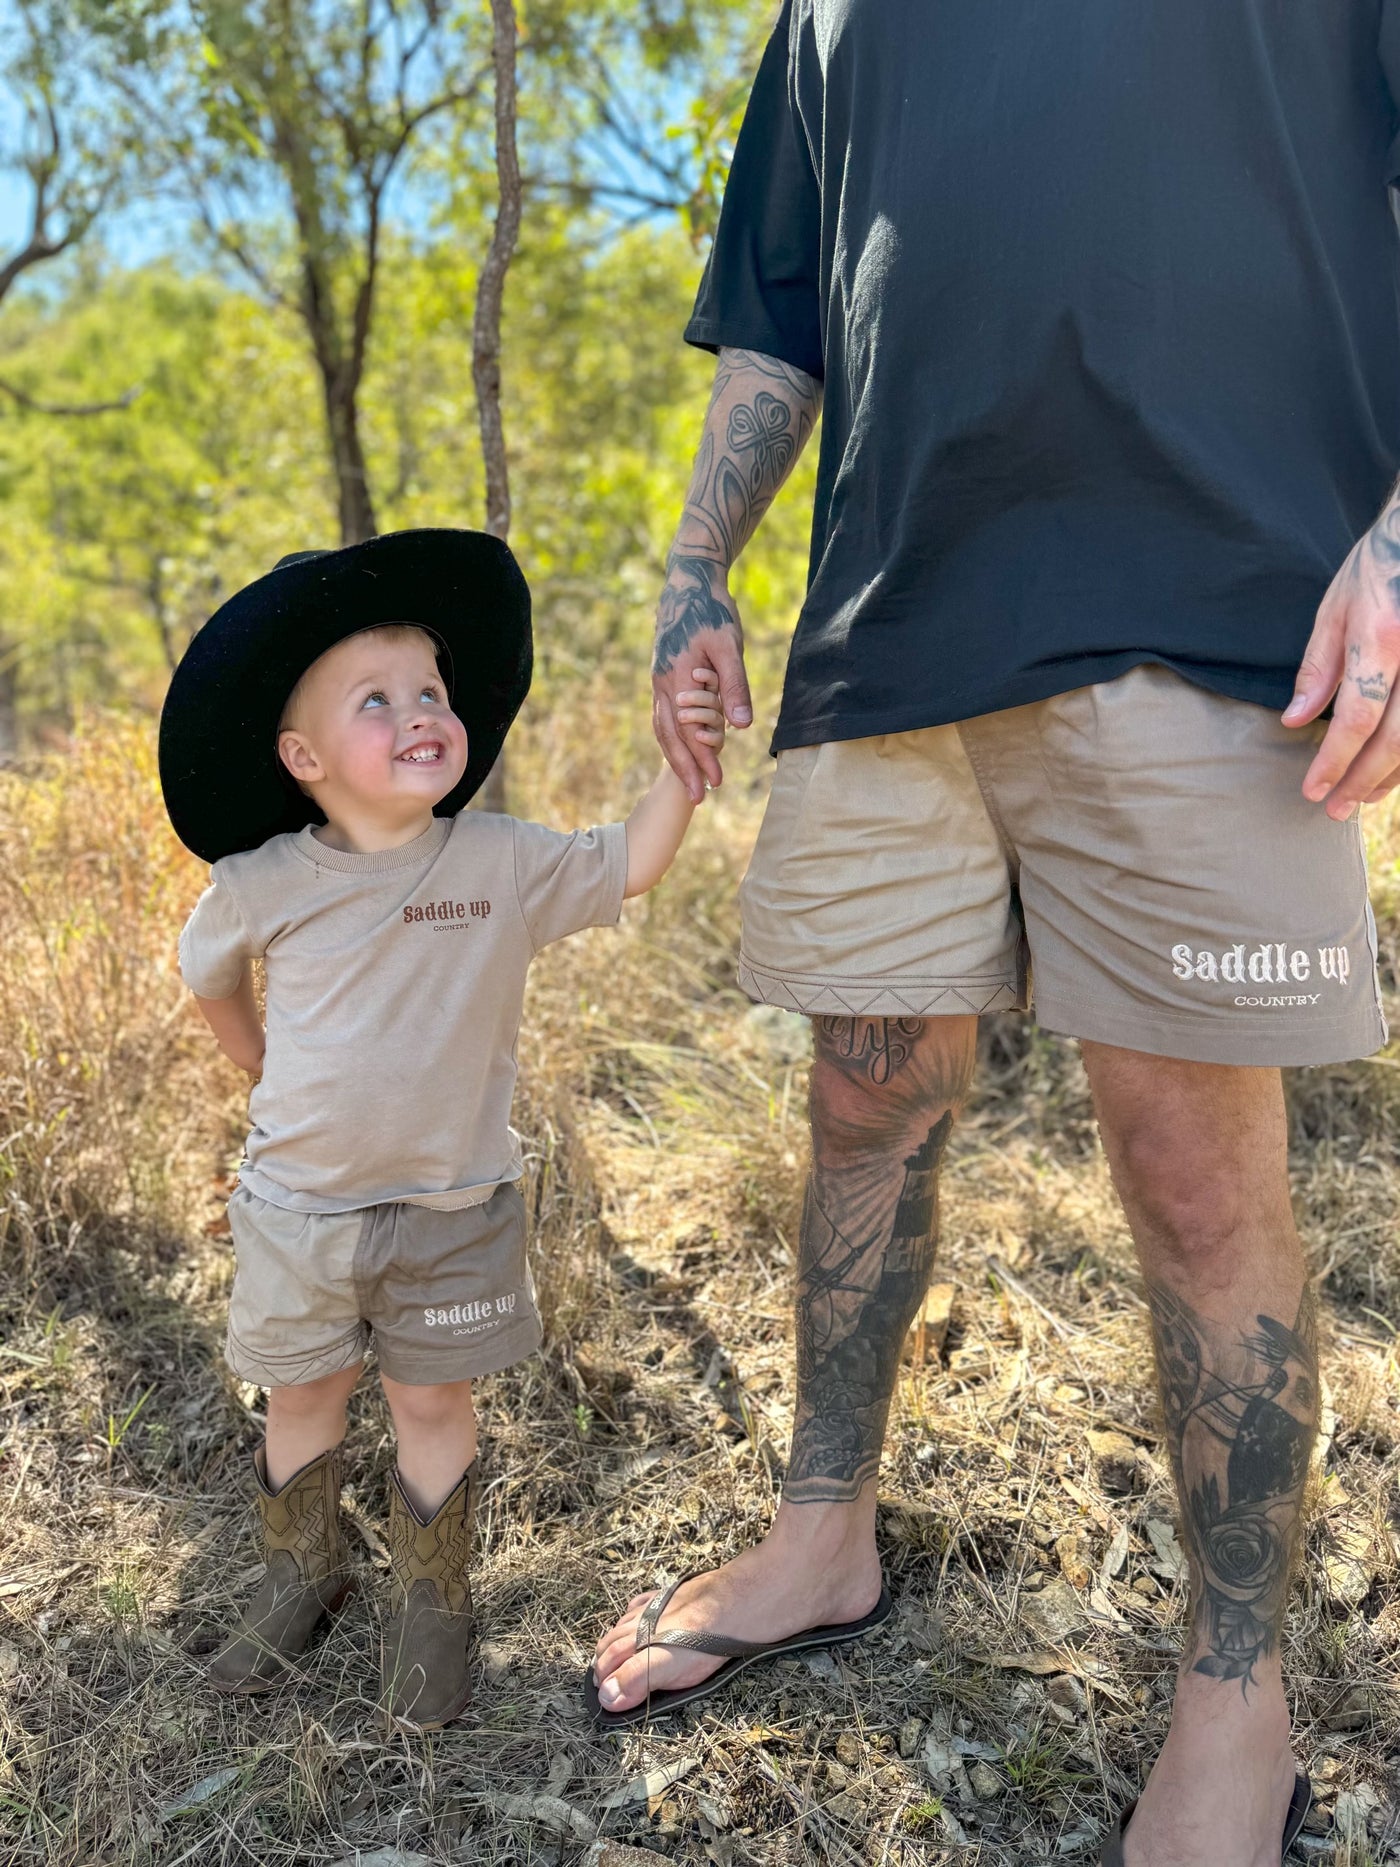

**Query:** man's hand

left=652, top=553, right=752, bottom=801
left=1286, top=500, right=1400, bottom=817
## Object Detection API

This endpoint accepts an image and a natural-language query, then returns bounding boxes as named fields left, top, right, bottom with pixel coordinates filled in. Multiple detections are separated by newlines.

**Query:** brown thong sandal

left=1099, top=1771, right=1312, bottom=1865
left=583, top=1567, right=893, bottom=1731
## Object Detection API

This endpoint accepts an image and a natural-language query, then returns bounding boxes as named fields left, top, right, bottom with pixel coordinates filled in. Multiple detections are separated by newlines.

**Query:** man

left=590, top=5, right=1400, bottom=1862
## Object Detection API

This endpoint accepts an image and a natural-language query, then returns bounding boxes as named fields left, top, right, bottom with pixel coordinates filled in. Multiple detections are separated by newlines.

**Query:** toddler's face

left=278, top=626, right=469, bottom=817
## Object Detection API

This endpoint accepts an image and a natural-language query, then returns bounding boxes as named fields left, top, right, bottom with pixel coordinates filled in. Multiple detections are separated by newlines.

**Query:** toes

left=593, top=1602, right=649, bottom=1660
left=592, top=1631, right=641, bottom=1686
left=594, top=1652, right=661, bottom=1714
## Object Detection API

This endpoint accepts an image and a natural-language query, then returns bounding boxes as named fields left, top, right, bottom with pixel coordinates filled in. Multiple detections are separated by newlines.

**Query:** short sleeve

left=512, top=819, right=628, bottom=952
left=178, top=868, right=258, bottom=998
left=685, top=0, right=824, bottom=380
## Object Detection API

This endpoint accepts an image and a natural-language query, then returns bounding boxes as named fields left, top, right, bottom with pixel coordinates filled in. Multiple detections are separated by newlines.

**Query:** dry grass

left=0, top=710, right=1397, bottom=1867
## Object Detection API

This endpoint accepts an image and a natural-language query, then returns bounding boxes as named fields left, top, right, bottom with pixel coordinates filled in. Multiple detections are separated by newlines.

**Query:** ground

left=0, top=717, right=1396, bottom=1866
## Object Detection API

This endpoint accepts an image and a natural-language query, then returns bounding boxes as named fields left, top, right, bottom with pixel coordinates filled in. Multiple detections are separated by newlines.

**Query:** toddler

left=159, top=528, right=723, bottom=1729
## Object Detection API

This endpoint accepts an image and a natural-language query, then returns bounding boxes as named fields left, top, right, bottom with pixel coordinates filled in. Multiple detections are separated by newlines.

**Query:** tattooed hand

left=1286, top=486, right=1400, bottom=816
left=652, top=347, right=822, bottom=801
left=652, top=554, right=750, bottom=799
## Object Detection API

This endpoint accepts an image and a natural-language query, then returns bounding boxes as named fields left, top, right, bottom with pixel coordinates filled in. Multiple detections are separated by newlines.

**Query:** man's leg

left=1082, top=1044, right=1317, bottom=1867
left=592, top=1013, right=976, bottom=1712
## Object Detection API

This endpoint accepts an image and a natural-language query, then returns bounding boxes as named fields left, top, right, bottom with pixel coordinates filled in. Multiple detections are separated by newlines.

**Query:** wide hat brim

left=159, top=529, right=532, bottom=864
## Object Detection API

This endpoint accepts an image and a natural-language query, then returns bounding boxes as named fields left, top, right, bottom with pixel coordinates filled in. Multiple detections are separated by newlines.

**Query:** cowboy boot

left=381, top=1460, right=480, bottom=1730
left=208, top=1442, right=354, bottom=1695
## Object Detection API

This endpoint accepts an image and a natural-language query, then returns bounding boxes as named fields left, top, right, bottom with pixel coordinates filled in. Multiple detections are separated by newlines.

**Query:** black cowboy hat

left=159, top=529, right=532, bottom=864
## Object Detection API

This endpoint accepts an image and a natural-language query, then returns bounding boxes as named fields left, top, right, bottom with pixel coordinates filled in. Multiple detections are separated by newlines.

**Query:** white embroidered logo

left=1169, top=941, right=1352, bottom=1008
left=423, top=1291, right=517, bottom=1330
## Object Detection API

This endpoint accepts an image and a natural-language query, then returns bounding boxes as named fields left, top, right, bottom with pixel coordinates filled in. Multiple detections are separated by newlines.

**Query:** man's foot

left=590, top=1504, right=883, bottom=1713
left=1120, top=1669, right=1298, bottom=1867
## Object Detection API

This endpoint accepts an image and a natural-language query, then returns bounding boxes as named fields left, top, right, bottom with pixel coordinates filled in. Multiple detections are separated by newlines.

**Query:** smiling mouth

left=398, top=743, right=444, bottom=765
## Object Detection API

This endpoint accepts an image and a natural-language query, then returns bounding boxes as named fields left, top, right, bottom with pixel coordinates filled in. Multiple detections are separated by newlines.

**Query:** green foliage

left=0, top=208, right=812, bottom=730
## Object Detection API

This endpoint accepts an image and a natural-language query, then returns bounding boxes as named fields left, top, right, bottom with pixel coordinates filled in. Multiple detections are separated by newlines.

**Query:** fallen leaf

left=1087, top=1584, right=1129, bottom=1630
left=160, top=1766, right=242, bottom=1820
left=478, top=1792, right=595, bottom=1843
left=600, top=1756, right=699, bottom=1810
left=1145, top=1519, right=1186, bottom=1582
left=330, top=1854, right=438, bottom=1867
left=1333, top=1783, right=1381, bottom=1838
left=1100, top=1521, right=1130, bottom=1582
left=986, top=1648, right=1135, bottom=1707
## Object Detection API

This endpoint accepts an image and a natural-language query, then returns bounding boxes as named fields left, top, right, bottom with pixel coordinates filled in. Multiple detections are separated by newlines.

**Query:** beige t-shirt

left=178, top=812, right=627, bottom=1213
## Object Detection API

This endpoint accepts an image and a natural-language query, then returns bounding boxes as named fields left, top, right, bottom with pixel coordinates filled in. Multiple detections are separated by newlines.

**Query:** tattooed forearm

left=1149, top=1281, right=1319, bottom=1694
left=653, top=348, right=821, bottom=676
left=784, top=1017, right=976, bottom=1506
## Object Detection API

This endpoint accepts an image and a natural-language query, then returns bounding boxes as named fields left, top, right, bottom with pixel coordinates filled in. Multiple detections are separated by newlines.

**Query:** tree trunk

left=0, top=649, right=19, bottom=763
left=323, top=371, right=378, bottom=545
left=472, top=0, right=522, bottom=813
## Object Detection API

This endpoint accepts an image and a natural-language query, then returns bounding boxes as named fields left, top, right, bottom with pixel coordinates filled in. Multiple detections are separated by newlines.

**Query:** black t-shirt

left=688, top=0, right=1400, bottom=750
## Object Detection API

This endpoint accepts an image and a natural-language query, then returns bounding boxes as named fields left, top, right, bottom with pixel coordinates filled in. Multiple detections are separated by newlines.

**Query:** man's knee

left=809, top=1014, right=976, bottom=1163
left=1084, top=1044, right=1291, bottom=1272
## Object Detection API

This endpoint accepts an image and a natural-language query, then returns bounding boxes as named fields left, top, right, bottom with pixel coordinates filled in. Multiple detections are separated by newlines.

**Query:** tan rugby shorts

left=740, top=666, right=1387, bottom=1067
left=226, top=1180, right=541, bottom=1388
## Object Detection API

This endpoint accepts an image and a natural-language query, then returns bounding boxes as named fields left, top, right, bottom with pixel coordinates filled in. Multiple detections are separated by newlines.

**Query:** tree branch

left=0, top=378, right=142, bottom=417
left=472, top=0, right=521, bottom=546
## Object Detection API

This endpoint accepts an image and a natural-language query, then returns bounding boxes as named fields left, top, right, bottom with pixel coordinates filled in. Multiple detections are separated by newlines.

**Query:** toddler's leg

left=210, top=1362, right=363, bottom=1696
left=266, top=1363, right=365, bottom=1487
left=377, top=1374, right=480, bottom=1731
left=379, top=1374, right=476, bottom=1515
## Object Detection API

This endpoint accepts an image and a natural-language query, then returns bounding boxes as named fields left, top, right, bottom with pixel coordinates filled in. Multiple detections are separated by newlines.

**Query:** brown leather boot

left=381, top=1461, right=479, bottom=1730
left=208, top=1443, right=354, bottom=1695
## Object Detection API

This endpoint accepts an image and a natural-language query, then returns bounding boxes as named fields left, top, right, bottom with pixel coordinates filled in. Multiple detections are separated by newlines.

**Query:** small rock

left=948, top=1343, right=993, bottom=1381
left=1086, top=1429, right=1142, bottom=1495
left=479, top=1640, right=511, bottom=1683
left=825, top=1761, right=849, bottom=1790
left=969, top=1762, right=1002, bottom=1800
left=897, top=1717, right=924, bottom=1758
left=803, top=1649, right=839, bottom=1683
left=1046, top=1674, right=1086, bottom=1714
left=835, top=1732, right=863, bottom=1768
left=1019, top=1576, right=1088, bottom=1644
left=1132, top=1575, right=1158, bottom=1595
left=1323, top=1684, right=1380, bottom=1732
left=1321, top=1525, right=1374, bottom=1608
left=0, top=1642, right=20, bottom=1685
left=1054, top=1531, right=1093, bottom=1590
left=825, top=1791, right=863, bottom=1824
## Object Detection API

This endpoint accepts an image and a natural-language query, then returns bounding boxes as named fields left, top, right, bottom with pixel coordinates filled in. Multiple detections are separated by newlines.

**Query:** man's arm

left=654, top=347, right=822, bottom=800
left=1286, top=479, right=1400, bottom=813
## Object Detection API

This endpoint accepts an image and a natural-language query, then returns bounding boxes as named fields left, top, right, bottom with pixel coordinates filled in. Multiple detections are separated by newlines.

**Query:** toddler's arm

left=194, top=969, right=265, bottom=1076
left=624, top=670, right=725, bottom=898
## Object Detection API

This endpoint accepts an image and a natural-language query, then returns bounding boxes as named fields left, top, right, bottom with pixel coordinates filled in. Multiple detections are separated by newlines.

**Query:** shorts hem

left=1034, top=990, right=1389, bottom=1067
left=375, top=1323, right=543, bottom=1386
left=225, top=1321, right=367, bottom=1389
left=738, top=954, right=1025, bottom=1019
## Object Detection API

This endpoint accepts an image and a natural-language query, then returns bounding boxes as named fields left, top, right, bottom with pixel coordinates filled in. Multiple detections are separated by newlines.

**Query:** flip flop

left=583, top=1567, right=894, bottom=1731
left=1099, top=1771, right=1313, bottom=1864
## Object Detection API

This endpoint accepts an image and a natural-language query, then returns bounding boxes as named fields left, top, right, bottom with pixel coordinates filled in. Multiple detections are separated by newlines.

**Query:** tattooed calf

left=1148, top=1283, right=1319, bottom=1693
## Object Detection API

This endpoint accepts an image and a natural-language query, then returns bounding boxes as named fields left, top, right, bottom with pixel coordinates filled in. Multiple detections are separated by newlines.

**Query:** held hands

left=1287, top=505, right=1400, bottom=817
left=652, top=555, right=752, bottom=802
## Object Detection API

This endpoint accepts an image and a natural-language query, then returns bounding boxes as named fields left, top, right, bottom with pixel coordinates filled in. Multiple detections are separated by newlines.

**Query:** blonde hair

left=278, top=623, right=443, bottom=733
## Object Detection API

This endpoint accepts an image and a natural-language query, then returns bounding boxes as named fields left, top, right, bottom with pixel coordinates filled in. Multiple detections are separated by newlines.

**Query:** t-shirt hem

left=684, top=316, right=825, bottom=383
left=237, top=1161, right=524, bottom=1216
left=769, top=653, right=1297, bottom=752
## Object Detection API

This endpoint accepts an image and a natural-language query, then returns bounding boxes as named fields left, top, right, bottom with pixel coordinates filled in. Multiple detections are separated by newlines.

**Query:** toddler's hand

left=674, top=668, right=727, bottom=760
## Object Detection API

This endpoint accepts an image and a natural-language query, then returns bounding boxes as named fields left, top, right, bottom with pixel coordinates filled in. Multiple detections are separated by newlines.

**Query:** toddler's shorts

left=224, top=1180, right=541, bottom=1387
